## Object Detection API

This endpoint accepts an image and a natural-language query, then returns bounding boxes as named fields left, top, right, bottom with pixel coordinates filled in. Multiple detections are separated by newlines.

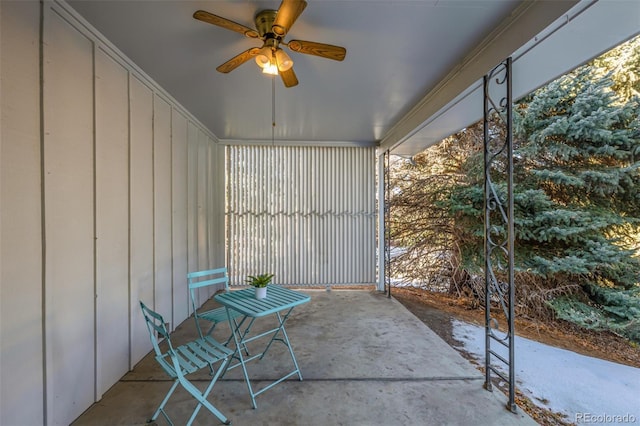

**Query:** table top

left=214, top=285, right=310, bottom=317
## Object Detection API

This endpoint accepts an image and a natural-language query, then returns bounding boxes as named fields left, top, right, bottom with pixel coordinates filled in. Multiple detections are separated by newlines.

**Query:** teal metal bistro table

left=214, top=285, right=310, bottom=408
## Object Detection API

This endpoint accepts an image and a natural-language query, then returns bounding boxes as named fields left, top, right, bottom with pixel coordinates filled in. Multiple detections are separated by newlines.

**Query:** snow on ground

left=452, top=319, right=640, bottom=424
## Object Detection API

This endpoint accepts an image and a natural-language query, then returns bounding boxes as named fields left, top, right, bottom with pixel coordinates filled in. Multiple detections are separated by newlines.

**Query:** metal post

left=384, top=151, right=391, bottom=298
left=377, top=151, right=387, bottom=292
left=483, top=57, right=516, bottom=413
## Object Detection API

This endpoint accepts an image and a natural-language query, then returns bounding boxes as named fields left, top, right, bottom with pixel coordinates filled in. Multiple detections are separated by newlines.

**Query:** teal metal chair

left=139, top=301, right=233, bottom=425
left=188, top=267, right=244, bottom=340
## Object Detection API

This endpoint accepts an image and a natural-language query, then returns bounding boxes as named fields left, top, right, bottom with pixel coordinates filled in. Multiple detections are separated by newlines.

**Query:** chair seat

left=199, top=306, right=244, bottom=325
left=156, top=336, right=234, bottom=378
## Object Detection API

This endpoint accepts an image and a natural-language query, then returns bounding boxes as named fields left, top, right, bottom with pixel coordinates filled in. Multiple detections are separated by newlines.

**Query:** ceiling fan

left=193, top=0, right=346, bottom=88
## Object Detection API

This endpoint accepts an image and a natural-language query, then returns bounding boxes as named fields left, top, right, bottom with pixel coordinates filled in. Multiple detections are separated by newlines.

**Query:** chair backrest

left=187, top=267, right=229, bottom=308
left=139, top=301, right=175, bottom=361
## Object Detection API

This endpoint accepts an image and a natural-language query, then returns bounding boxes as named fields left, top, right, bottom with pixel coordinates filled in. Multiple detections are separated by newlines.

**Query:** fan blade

left=272, top=0, right=307, bottom=37
left=216, top=47, right=261, bottom=73
left=287, top=40, right=346, bottom=61
left=280, top=67, right=299, bottom=88
left=194, top=10, right=259, bottom=38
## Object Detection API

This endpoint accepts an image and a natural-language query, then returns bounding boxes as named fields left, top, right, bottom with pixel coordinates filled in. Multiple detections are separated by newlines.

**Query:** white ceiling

left=66, top=0, right=618, bottom=153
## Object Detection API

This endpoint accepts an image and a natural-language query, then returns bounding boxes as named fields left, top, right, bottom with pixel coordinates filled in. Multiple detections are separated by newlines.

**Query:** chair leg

left=149, top=380, right=180, bottom=425
left=187, top=396, right=231, bottom=426
left=206, top=323, right=217, bottom=336
left=181, top=358, right=231, bottom=425
left=236, top=321, right=251, bottom=356
left=226, top=317, right=250, bottom=356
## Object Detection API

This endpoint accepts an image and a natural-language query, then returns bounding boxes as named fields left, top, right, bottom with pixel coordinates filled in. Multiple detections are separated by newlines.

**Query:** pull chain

left=271, top=76, right=276, bottom=146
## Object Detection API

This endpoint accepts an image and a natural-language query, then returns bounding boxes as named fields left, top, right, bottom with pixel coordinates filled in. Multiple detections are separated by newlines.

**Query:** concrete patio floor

left=72, top=289, right=536, bottom=426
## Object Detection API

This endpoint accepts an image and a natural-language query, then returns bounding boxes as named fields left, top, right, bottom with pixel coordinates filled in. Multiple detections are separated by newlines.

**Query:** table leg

left=223, top=306, right=259, bottom=409
left=258, top=309, right=303, bottom=381
left=221, top=305, right=306, bottom=408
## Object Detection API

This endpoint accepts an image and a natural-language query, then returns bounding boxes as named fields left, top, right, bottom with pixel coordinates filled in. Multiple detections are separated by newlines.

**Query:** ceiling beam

left=219, top=138, right=376, bottom=148
left=379, top=0, right=581, bottom=153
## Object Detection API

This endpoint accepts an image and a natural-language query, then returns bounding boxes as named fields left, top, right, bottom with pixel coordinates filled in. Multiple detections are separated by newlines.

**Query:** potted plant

left=245, top=273, right=274, bottom=299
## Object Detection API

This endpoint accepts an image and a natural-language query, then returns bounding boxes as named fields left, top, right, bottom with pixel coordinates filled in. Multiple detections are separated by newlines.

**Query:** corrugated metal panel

left=226, top=146, right=376, bottom=286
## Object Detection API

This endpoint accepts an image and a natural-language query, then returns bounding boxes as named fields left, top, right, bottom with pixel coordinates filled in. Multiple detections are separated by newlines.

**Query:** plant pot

left=255, top=286, right=267, bottom=299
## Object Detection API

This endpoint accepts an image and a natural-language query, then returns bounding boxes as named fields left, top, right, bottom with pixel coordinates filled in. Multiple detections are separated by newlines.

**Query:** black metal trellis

left=384, top=150, right=392, bottom=298
left=483, top=57, right=516, bottom=412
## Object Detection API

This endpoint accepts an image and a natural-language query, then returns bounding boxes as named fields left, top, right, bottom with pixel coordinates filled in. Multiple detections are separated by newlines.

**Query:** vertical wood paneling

left=186, top=122, right=199, bottom=313
left=226, top=146, right=376, bottom=286
left=197, top=130, right=209, bottom=275
left=206, top=136, right=215, bottom=299
left=3, top=2, right=228, bottom=423
left=0, top=2, right=44, bottom=425
left=129, top=76, right=154, bottom=365
left=153, top=95, right=173, bottom=326
left=208, top=137, right=214, bottom=269
left=171, top=110, right=189, bottom=325
left=43, top=10, right=95, bottom=424
left=95, top=47, right=129, bottom=398
left=208, top=141, right=225, bottom=297
left=213, top=143, right=225, bottom=266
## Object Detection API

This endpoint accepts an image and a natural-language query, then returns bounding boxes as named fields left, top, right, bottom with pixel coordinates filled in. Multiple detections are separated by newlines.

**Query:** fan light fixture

left=255, top=46, right=272, bottom=68
left=275, top=49, right=293, bottom=71
left=262, top=61, right=279, bottom=75
left=256, top=47, right=293, bottom=76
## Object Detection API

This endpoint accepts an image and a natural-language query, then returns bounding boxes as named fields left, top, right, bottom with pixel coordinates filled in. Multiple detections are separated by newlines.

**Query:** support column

left=483, top=57, right=516, bottom=412
left=377, top=150, right=387, bottom=292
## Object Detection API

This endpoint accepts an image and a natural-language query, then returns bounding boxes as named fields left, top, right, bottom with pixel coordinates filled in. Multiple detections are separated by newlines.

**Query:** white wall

left=0, top=2, right=44, bottom=425
left=226, top=145, right=377, bottom=286
left=0, top=1, right=225, bottom=424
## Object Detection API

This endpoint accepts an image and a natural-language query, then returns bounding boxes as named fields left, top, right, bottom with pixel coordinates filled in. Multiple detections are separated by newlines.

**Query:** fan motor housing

left=255, top=10, right=278, bottom=38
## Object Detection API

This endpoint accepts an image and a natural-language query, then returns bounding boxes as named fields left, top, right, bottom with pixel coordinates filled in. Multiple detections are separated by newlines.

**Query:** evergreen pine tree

left=514, top=66, right=640, bottom=285
left=513, top=58, right=640, bottom=340
left=389, top=36, right=640, bottom=341
left=388, top=127, right=483, bottom=289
